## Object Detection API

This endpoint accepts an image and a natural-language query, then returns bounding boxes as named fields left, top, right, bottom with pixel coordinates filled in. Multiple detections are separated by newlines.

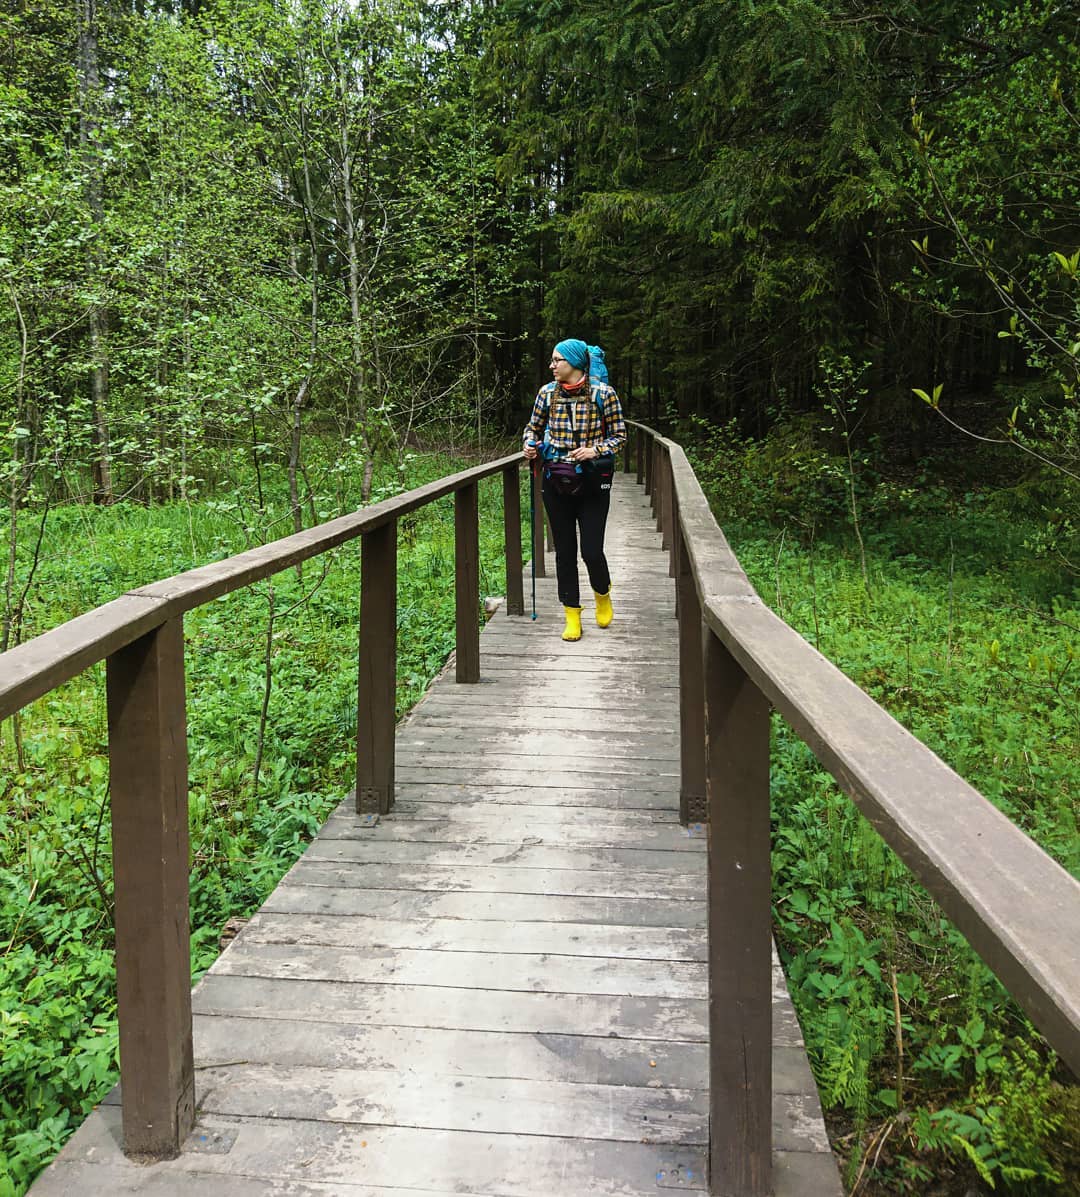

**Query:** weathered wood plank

left=211, top=941, right=708, bottom=999
left=282, top=859, right=704, bottom=899
left=241, top=912, right=707, bottom=961
left=189, top=1016, right=711, bottom=1086
left=262, top=885, right=706, bottom=928
left=392, top=764, right=677, bottom=789
left=37, top=1107, right=710, bottom=1196
left=302, top=838, right=705, bottom=872
left=179, top=1065, right=710, bottom=1144
left=371, top=780, right=680, bottom=809
left=367, top=796, right=682, bottom=822
left=393, top=749, right=679, bottom=777
left=399, top=727, right=681, bottom=756
left=315, top=816, right=703, bottom=852
left=192, top=975, right=710, bottom=1041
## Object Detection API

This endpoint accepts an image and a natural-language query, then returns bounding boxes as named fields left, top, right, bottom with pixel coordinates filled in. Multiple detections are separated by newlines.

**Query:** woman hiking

left=522, top=339, right=627, bottom=641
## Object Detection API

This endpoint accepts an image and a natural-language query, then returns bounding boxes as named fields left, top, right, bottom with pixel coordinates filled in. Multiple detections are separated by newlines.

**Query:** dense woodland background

left=1, top=1, right=1078, bottom=1195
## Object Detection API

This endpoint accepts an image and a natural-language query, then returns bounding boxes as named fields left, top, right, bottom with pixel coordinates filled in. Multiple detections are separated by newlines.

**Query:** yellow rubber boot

left=561, top=606, right=583, bottom=641
left=594, top=589, right=614, bottom=628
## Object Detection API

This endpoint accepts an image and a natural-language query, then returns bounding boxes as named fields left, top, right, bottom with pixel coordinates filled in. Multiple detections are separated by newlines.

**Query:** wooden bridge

left=4, top=426, right=1079, bottom=1196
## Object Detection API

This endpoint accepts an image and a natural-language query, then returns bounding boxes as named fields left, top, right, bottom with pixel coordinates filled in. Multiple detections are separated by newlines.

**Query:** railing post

left=623, top=433, right=632, bottom=475
left=704, top=624, right=772, bottom=1196
left=654, top=444, right=665, bottom=534
left=357, top=518, right=398, bottom=815
left=677, top=524, right=705, bottom=824
left=664, top=453, right=676, bottom=574
left=106, top=617, right=195, bottom=1159
left=456, top=482, right=480, bottom=682
left=503, top=465, right=524, bottom=616
left=644, top=435, right=653, bottom=496
left=636, top=427, right=645, bottom=485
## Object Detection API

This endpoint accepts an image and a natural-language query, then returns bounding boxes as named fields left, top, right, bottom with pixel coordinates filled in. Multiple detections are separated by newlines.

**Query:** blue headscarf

left=554, top=339, right=610, bottom=384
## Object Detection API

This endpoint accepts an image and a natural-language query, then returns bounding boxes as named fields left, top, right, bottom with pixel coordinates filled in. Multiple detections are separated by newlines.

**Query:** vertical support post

left=106, top=618, right=194, bottom=1159
left=654, top=444, right=665, bottom=533
left=644, top=434, right=653, bottom=496
left=677, top=527, right=705, bottom=825
left=636, top=428, right=645, bottom=485
left=704, top=625, right=772, bottom=1197
left=357, top=518, right=397, bottom=815
left=664, top=454, right=676, bottom=576
left=456, top=482, right=480, bottom=683
left=532, top=466, right=546, bottom=577
left=503, top=465, right=524, bottom=616
left=623, top=432, right=632, bottom=475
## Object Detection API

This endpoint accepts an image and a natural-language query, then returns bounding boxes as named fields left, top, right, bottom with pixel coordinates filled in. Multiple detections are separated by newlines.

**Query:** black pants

left=541, top=475, right=612, bottom=607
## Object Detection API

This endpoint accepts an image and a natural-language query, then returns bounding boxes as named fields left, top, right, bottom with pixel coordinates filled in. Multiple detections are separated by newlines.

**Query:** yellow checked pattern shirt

left=522, top=381, right=627, bottom=463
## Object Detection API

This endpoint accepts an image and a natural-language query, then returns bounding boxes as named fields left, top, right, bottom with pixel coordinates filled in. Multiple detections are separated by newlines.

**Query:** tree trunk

left=78, top=0, right=113, bottom=504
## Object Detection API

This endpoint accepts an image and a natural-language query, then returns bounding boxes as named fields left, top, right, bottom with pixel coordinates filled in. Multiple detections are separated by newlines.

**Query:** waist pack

left=544, top=460, right=585, bottom=497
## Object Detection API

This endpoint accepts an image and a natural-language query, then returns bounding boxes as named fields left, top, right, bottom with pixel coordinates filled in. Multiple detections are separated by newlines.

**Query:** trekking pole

left=527, top=444, right=538, bottom=619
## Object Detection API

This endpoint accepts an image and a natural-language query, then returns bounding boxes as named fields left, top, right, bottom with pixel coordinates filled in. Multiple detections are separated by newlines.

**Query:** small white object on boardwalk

left=30, top=480, right=841, bottom=1196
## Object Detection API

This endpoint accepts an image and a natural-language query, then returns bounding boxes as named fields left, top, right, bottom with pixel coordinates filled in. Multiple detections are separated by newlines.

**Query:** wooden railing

left=628, top=420, right=1080, bottom=1196
left=4, top=433, right=1078, bottom=1194
left=0, top=453, right=526, bottom=1159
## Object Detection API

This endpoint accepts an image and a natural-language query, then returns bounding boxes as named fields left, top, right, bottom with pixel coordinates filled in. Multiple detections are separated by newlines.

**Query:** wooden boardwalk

left=30, top=481, right=840, bottom=1196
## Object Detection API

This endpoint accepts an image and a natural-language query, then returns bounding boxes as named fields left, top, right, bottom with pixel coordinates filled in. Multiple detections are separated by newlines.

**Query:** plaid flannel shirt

left=522, top=381, right=626, bottom=463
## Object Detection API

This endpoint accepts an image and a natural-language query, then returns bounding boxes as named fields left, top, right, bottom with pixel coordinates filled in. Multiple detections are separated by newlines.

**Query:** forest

left=1, top=0, right=1078, bottom=1193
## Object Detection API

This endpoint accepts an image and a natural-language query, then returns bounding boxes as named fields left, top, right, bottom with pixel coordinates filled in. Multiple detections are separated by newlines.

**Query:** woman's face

left=550, top=350, right=581, bottom=385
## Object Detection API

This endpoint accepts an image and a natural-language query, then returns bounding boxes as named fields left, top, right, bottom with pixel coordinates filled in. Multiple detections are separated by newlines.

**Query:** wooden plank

left=240, top=912, right=707, bottom=961
left=283, top=859, right=703, bottom=899
left=357, top=519, right=397, bottom=815
left=262, top=885, right=706, bottom=928
left=39, top=1106, right=710, bottom=1196
left=313, top=818, right=703, bottom=853
left=192, top=975, right=710, bottom=1041
left=371, top=782, right=681, bottom=811
left=393, top=749, right=679, bottom=777
left=397, top=726, right=681, bottom=756
left=455, top=481, right=480, bottom=683
left=106, top=617, right=195, bottom=1159
left=297, top=841, right=702, bottom=876
left=391, top=764, right=678, bottom=790
left=183, top=1065, right=709, bottom=1144
left=211, top=941, right=708, bottom=1000
left=188, top=1015, right=711, bottom=1087
left=0, top=593, right=169, bottom=720
left=327, top=798, right=682, bottom=826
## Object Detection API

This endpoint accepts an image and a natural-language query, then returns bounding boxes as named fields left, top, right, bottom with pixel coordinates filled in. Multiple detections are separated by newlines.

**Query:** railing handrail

left=0, top=452, right=519, bottom=721
left=630, top=418, right=1080, bottom=1073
